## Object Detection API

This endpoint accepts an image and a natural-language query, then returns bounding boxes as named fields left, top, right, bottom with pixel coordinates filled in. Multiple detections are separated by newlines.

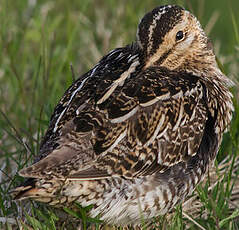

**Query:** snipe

left=13, top=5, right=233, bottom=228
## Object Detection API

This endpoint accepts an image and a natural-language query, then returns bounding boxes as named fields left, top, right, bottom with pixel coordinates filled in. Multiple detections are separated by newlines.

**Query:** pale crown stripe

left=147, top=13, right=162, bottom=54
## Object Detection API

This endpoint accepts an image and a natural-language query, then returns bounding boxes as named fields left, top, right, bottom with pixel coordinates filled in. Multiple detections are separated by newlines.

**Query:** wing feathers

left=20, top=67, right=208, bottom=180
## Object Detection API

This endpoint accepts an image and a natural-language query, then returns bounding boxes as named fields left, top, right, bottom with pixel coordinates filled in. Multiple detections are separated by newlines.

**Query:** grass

left=0, top=0, right=239, bottom=229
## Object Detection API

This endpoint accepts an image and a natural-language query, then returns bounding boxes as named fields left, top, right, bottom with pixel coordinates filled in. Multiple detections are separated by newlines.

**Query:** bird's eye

left=176, top=31, right=184, bottom=41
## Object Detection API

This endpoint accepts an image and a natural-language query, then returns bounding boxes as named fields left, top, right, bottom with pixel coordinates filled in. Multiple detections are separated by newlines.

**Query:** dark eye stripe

left=154, top=48, right=173, bottom=65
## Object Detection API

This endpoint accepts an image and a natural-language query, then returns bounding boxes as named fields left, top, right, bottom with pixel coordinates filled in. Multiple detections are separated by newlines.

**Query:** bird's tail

left=11, top=178, right=57, bottom=203
left=11, top=178, right=37, bottom=200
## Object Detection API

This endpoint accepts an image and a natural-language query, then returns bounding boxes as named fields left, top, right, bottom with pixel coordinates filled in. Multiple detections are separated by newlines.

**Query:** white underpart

left=53, top=65, right=99, bottom=133
left=66, top=176, right=110, bottom=181
left=88, top=175, right=178, bottom=225
left=97, top=59, right=140, bottom=104
left=64, top=180, right=90, bottom=196
left=89, top=178, right=140, bottom=225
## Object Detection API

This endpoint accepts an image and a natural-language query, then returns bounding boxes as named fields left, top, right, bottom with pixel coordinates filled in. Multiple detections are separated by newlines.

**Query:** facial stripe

left=147, top=13, right=162, bottom=54
left=144, top=11, right=194, bottom=69
left=138, top=6, right=175, bottom=52
left=138, top=5, right=184, bottom=56
left=145, top=48, right=173, bottom=69
left=149, top=9, right=183, bottom=55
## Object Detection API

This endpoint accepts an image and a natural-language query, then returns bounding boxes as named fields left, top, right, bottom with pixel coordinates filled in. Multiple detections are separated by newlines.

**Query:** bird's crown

left=137, top=5, right=184, bottom=54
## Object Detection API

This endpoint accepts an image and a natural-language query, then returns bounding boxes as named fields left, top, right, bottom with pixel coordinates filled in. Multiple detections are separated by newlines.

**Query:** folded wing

left=19, top=67, right=208, bottom=180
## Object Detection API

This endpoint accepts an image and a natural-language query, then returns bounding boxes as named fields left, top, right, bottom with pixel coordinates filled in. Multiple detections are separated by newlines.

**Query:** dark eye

left=176, top=31, right=184, bottom=41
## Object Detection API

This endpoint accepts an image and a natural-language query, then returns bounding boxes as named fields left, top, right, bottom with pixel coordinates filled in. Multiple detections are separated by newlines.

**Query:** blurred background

left=0, top=0, right=238, bottom=229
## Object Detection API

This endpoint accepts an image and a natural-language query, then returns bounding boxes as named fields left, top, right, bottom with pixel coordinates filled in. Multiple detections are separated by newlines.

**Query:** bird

left=13, top=4, right=234, bottom=228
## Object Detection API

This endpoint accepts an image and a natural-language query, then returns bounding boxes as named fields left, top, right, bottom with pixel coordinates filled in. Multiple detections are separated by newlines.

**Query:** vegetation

left=0, top=0, right=238, bottom=229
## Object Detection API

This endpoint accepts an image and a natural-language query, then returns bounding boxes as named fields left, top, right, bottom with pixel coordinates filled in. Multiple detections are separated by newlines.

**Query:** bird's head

left=137, top=5, right=217, bottom=75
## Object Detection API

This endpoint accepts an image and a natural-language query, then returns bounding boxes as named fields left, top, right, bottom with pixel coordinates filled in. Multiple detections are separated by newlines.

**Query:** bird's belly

left=61, top=170, right=204, bottom=226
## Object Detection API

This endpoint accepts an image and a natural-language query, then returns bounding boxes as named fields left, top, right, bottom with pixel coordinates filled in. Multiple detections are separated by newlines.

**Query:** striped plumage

left=13, top=5, right=233, bottom=228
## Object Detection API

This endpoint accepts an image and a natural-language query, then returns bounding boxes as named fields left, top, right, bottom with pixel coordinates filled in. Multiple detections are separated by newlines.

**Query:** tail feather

left=11, top=178, right=51, bottom=201
left=11, top=178, right=66, bottom=204
left=11, top=178, right=36, bottom=200
left=13, top=187, right=42, bottom=200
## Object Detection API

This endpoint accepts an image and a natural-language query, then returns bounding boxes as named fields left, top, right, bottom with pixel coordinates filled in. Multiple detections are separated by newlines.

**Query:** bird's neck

left=159, top=51, right=234, bottom=134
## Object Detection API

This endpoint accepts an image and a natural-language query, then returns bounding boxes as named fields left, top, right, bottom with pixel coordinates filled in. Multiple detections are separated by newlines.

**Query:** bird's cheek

left=176, top=34, right=195, bottom=52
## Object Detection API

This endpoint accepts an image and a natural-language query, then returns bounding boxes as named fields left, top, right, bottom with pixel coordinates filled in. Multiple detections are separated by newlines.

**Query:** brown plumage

left=13, top=5, right=233, bottom=228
